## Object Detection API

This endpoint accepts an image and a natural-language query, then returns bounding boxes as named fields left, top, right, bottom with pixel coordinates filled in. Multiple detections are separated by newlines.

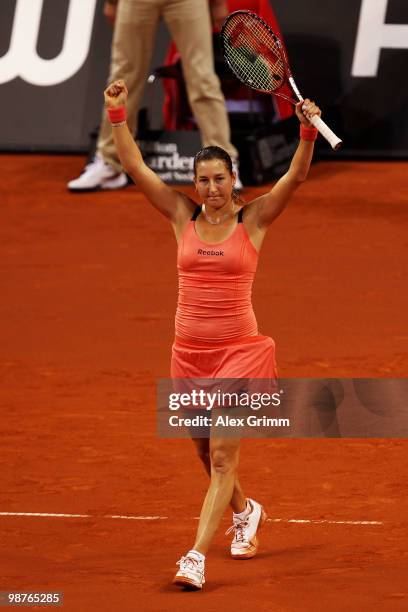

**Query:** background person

left=68, top=0, right=241, bottom=192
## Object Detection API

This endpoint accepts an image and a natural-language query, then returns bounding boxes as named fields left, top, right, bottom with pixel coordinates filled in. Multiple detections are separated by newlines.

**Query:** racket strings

left=223, top=15, right=285, bottom=92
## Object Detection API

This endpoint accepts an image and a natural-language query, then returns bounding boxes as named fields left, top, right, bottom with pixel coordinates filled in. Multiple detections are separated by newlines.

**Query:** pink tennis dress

left=171, top=206, right=278, bottom=380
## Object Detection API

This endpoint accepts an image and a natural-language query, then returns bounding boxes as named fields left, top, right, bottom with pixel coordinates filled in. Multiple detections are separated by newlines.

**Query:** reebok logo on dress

left=197, top=249, right=224, bottom=256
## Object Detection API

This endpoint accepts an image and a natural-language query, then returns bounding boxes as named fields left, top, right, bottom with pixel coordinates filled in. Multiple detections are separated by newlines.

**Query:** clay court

left=1, top=155, right=407, bottom=611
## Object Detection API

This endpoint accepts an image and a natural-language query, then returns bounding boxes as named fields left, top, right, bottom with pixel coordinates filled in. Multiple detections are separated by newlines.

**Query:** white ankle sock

left=188, top=549, right=205, bottom=563
left=233, top=499, right=251, bottom=520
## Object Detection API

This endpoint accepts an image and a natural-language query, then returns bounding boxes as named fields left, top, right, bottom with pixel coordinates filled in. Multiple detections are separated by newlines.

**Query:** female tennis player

left=104, top=79, right=321, bottom=590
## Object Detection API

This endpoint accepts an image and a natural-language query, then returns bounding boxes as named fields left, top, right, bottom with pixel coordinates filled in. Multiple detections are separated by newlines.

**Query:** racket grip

left=309, top=115, right=342, bottom=150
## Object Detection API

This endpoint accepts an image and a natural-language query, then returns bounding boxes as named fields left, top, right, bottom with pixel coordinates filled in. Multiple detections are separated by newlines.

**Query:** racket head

left=221, top=10, right=291, bottom=95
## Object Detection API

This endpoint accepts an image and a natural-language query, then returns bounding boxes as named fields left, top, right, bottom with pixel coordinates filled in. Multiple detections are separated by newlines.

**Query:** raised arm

left=246, top=100, right=321, bottom=230
left=104, top=80, right=195, bottom=225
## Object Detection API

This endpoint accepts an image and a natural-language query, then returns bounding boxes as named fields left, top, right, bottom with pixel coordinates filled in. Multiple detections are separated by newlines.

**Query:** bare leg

left=192, top=438, right=246, bottom=513
left=192, top=437, right=241, bottom=555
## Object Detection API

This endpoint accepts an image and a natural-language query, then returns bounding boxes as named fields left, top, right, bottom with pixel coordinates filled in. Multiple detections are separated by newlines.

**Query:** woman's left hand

left=295, top=99, right=322, bottom=127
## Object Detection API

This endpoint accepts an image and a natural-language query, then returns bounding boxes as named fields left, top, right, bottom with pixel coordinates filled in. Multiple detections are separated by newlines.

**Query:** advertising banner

left=0, top=0, right=111, bottom=151
left=0, top=0, right=407, bottom=158
left=272, top=0, right=408, bottom=158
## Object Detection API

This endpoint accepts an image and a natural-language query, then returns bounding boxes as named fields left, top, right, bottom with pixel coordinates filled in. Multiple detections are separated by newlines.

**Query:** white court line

left=110, top=515, right=168, bottom=520
left=0, top=512, right=167, bottom=520
left=268, top=518, right=384, bottom=526
left=0, top=512, right=92, bottom=518
left=0, top=512, right=383, bottom=525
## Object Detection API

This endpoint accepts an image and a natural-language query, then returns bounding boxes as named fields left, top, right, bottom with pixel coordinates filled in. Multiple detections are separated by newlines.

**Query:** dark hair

left=193, top=146, right=244, bottom=204
left=193, top=145, right=233, bottom=176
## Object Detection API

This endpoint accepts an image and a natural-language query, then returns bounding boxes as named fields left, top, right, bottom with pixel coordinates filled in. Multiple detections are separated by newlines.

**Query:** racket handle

left=309, top=115, right=342, bottom=150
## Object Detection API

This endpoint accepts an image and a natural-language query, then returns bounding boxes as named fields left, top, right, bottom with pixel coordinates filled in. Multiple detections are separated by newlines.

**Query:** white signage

left=0, top=0, right=98, bottom=86
left=352, top=0, right=408, bottom=77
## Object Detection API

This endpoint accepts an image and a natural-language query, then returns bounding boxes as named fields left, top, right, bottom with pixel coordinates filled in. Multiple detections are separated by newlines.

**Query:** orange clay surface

left=0, top=155, right=407, bottom=611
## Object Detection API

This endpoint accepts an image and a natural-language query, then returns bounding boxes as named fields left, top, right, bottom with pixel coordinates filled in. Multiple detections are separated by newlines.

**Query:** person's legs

left=97, top=0, right=161, bottom=171
left=174, top=435, right=240, bottom=589
left=174, top=433, right=266, bottom=587
left=191, top=434, right=267, bottom=561
left=191, top=437, right=246, bottom=513
left=192, top=436, right=241, bottom=555
left=164, top=0, right=238, bottom=161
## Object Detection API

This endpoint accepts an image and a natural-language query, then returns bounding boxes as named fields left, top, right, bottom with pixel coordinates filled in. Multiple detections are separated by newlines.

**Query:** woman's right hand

left=104, top=79, right=128, bottom=108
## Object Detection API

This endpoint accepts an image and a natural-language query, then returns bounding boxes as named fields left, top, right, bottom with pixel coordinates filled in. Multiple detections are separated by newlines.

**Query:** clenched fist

left=104, top=79, right=128, bottom=108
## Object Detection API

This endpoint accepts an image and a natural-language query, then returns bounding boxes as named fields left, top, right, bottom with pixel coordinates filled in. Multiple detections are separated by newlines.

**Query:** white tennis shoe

left=226, top=498, right=267, bottom=559
left=67, top=154, right=128, bottom=192
left=173, top=551, right=205, bottom=590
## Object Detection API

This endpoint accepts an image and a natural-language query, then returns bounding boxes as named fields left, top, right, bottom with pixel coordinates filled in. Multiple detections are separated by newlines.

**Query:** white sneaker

left=232, top=158, right=243, bottom=191
left=67, top=154, right=128, bottom=192
left=226, top=498, right=267, bottom=559
left=173, top=551, right=205, bottom=590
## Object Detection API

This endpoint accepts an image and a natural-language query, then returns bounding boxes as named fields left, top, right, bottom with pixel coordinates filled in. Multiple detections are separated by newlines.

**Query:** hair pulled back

left=193, top=146, right=244, bottom=204
left=193, top=145, right=233, bottom=176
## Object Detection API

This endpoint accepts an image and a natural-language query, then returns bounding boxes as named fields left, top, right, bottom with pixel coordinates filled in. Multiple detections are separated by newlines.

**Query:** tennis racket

left=221, top=11, right=342, bottom=150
